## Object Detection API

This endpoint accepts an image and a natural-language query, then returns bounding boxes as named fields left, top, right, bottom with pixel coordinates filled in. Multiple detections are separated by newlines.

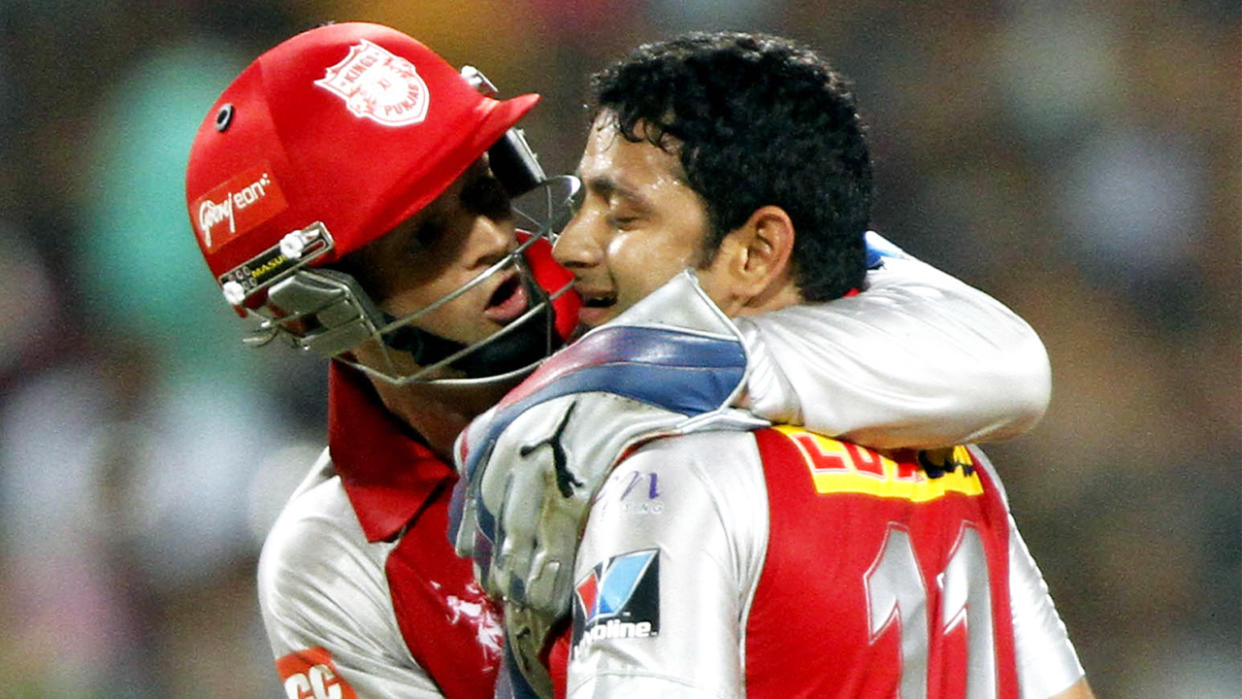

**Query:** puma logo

left=520, top=402, right=582, bottom=497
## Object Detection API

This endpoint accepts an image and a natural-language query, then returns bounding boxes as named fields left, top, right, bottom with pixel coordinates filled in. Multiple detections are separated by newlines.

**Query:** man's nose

left=552, top=207, right=603, bottom=269
left=466, top=213, right=515, bottom=269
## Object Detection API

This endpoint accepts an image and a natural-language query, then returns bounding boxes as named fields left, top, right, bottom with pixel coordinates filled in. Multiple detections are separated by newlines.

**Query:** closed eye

left=460, top=172, right=513, bottom=222
left=411, top=216, right=447, bottom=249
left=607, top=215, right=640, bottom=229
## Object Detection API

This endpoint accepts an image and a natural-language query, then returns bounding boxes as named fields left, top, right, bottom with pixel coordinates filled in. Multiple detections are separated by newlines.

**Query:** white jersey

left=454, top=250, right=1058, bottom=697
left=563, top=430, right=1084, bottom=698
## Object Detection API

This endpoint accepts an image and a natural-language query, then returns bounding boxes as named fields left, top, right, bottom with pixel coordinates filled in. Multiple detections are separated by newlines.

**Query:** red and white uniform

left=260, top=252, right=1055, bottom=697
left=258, top=364, right=503, bottom=698
left=562, top=428, right=1083, bottom=698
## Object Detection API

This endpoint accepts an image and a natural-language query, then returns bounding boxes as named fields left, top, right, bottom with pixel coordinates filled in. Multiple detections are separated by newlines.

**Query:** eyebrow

left=580, top=174, right=653, bottom=210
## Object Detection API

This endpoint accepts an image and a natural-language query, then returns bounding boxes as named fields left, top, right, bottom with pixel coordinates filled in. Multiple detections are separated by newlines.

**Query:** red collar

left=328, top=362, right=457, bottom=542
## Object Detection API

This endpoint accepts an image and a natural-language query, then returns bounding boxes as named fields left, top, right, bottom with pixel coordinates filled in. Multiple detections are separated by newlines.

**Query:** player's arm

left=565, top=432, right=762, bottom=697
left=259, top=467, right=443, bottom=698
left=970, top=449, right=1091, bottom=698
left=739, top=232, right=1051, bottom=449
left=451, top=259, right=1048, bottom=628
left=1004, top=517, right=1095, bottom=698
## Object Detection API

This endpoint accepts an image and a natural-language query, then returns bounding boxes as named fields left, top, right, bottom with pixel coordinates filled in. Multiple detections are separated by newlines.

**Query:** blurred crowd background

left=0, top=0, right=1236, bottom=696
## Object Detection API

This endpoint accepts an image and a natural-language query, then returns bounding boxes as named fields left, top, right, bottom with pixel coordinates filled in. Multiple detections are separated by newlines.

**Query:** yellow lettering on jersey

left=773, top=426, right=983, bottom=502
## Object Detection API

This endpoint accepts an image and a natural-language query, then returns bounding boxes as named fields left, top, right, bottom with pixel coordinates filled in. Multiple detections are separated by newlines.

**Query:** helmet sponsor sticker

left=571, top=548, right=660, bottom=657
left=315, top=39, right=430, bottom=127
left=192, top=163, right=287, bottom=253
left=275, top=646, right=358, bottom=699
left=216, top=221, right=333, bottom=305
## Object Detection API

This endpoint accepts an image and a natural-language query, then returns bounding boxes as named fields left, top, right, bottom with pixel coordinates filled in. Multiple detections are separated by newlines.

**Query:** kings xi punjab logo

left=315, top=39, right=430, bottom=127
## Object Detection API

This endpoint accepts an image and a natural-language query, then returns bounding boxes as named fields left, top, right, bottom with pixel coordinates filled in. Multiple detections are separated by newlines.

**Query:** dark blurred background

left=0, top=1, right=1236, bottom=696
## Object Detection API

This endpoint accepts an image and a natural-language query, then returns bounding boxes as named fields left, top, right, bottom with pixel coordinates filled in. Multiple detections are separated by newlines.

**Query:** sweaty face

left=344, top=159, right=548, bottom=378
left=553, top=114, right=718, bottom=330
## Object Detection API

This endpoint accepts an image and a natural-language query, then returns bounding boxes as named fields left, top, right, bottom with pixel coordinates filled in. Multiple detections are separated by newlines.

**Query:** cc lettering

left=283, top=664, right=343, bottom=699
left=276, top=648, right=357, bottom=699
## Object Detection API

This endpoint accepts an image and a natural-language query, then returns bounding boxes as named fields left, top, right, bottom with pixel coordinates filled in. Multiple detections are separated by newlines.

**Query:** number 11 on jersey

left=865, top=523, right=997, bottom=698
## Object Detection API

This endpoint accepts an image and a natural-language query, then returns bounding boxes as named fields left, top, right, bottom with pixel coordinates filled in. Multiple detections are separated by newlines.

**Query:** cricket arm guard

left=740, top=231, right=1051, bottom=449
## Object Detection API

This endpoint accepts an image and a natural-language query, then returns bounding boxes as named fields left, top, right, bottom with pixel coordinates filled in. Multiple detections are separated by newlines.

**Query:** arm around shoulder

left=739, top=253, right=1051, bottom=449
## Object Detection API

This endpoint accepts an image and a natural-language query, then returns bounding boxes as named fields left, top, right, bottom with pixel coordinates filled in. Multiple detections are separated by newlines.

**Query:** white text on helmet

left=197, top=172, right=273, bottom=247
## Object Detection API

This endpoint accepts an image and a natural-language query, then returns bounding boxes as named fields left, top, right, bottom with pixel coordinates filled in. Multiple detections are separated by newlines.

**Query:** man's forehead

left=367, top=157, right=488, bottom=252
left=578, top=116, right=685, bottom=194
left=399, top=158, right=490, bottom=221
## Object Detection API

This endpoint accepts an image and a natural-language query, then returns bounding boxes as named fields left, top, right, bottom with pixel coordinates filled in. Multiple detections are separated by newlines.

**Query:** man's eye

left=461, top=174, right=512, bottom=221
left=568, top=185, right=585, bottom=216
left=411, top=218, right=446, bottom=249
left=607, top=215, right=639, bottom=229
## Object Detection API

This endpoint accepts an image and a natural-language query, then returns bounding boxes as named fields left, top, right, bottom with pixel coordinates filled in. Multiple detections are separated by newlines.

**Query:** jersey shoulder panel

left=587, top=430, right=770, bottom=588
left=969, top=446, right=1086, bottom=695
left=381, top=479, right=506, bottom=698
left=258, top=455, right=396, bottom=645
left=257, top=455, right=441, bottom=697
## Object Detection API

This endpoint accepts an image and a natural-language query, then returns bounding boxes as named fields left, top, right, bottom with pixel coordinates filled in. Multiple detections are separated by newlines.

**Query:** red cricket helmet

left=184, top=22, right=579, bottom=385
left=186, top=21, right=540, bottom=282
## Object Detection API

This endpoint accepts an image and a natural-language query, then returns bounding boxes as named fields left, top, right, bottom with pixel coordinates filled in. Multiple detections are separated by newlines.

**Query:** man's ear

left=711, top=205, right=797, bottom=311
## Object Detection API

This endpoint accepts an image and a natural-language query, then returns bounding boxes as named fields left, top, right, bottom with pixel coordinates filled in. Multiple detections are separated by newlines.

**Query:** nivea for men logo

left=572, top=549, right=660, bottom=656
left=315, top=39, right=430, bottom=126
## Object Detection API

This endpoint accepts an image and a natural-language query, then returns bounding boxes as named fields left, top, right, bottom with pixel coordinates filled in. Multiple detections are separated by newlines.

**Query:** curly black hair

left=590, top=32, right=871, bottom=301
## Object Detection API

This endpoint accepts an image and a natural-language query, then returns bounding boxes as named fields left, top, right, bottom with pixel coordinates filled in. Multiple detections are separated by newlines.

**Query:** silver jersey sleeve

left=969, top=448, right=1086, bottom=697
left=567, top=431, right=767, bottom=698
left=739, top=255, right=1052, bottom=450
left=257, top=450, right=444, bottom=697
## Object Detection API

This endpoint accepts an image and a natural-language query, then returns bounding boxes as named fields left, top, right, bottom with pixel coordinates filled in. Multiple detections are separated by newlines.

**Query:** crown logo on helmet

left=314, top=39, right=430, bottom=127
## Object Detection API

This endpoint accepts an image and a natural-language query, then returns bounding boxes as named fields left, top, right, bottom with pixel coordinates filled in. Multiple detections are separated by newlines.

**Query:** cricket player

left=185, top=23, right=1057, bottom=698
left=454, top=32, right=1093, bottom=698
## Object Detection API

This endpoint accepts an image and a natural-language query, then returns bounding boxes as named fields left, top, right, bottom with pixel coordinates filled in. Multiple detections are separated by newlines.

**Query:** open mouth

left=575, top=288, right=617, bottom=327
left=482, top=274, right=529, bottom=323
left=581, top=294, right=616, bottom=309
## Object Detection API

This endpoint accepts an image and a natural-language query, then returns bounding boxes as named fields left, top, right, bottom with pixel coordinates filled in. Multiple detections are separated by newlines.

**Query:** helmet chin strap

left=379, top=291, right=557, bottom=380
left=379, top=316, right=467, bottom=368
